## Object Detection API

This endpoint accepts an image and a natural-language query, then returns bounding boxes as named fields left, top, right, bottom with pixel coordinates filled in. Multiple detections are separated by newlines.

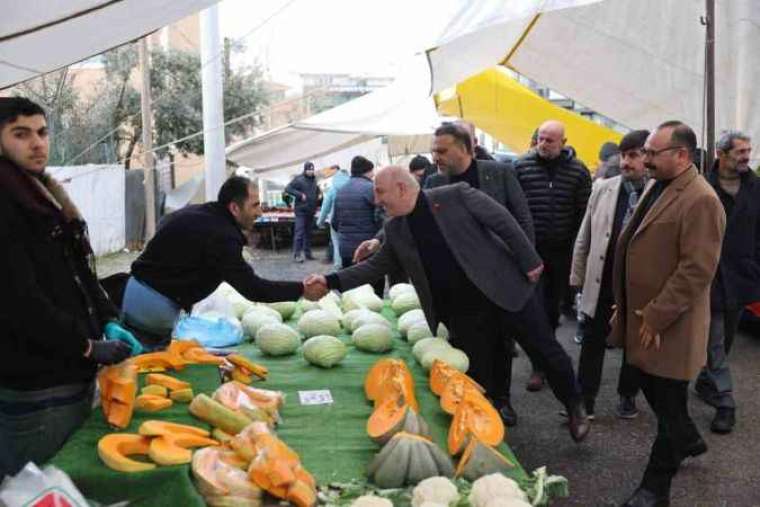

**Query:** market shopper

left=317, top=165, right=350, bottom=270
left=455, top=119, right=496, bottom=161
left=285, top=161, right=321, bottom=262
left=569, top=130, right=649, bottom=420
left=332, top=156, right=385, bottom=296
left=515, top=120, right=592, bottom=392
left=610, top=122, right=725, bottom=507
left=0, top=97, right=136, bottom=476
left=695, top=130, right=760, bottom=435
left=307, top=165, right=590, bottom=443
left=425, top=122, right=534, bottom=426
left=409, top=155, right=436, bottom=186
left=126, top=175, right=325, bottom=348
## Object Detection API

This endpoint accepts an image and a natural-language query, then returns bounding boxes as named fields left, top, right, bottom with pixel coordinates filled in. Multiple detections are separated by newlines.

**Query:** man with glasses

left=695, top=130, right=759, bottom=435
left=125, top=176, right=325, bottom=348
left=610, top=121, right=725, bottom=507
left=569, top=130, right=649, bottom=422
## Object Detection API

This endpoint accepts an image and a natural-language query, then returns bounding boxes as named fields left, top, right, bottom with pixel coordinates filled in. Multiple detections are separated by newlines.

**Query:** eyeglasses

left=643, top=145, right=685, bottom=158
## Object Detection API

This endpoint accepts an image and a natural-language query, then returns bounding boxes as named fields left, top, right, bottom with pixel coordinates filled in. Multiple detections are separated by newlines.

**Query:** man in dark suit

left=307, top=166, right=589, bottom=442
left=425, top=122, right=533, bottom=426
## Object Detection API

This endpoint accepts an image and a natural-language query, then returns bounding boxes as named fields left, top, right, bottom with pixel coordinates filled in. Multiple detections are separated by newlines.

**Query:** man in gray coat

left=307, top=166, right=589, bottom=442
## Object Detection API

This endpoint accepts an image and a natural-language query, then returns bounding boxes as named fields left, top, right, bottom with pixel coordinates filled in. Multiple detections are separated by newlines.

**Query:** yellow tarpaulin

left=436, top=67, right=622, bottom=168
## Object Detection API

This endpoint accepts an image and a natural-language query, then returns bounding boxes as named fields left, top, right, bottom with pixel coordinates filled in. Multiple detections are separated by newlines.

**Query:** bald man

left=308, top=166, right=590, bottom=442
left=515, top=120, right=592, bottom=392
left=455, top=120, right=496, bottom=161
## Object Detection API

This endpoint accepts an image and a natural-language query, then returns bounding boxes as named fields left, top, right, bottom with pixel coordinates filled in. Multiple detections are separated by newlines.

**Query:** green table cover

left=51, top=306, right=528, bottom=506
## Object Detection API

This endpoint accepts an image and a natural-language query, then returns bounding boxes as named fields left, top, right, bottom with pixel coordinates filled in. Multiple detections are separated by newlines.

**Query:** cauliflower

left=411, top=476, right=459, bottom=507
left=468, top=473, right=527, bottom=507
left=351, top=495, right=393, bottom=507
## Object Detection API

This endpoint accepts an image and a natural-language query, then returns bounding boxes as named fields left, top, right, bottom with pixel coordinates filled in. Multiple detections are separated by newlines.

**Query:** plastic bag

left=0, top=462, right=88, bottom=507
left=174, top=314, right=244, bottom=348
left=191, top=286, right=237, bottom=321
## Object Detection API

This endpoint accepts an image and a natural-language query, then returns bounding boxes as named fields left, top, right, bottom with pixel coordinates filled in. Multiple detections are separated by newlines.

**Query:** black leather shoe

left=710, top=407, right=736, bottom=434
left=567, top=402, right=590, bottom=443
left=621, top=487, right=669, bottom=507
left=497, top=402, right=518, bottom=427
left=684, top=436, right=708, bottom=458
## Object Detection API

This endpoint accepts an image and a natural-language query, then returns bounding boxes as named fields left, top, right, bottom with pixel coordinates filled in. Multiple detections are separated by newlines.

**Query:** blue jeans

left=0, top=382, right=93, bottom=477
left=330, top=227, right=342, bottom=270
left=122, top=276, right=181, bottom=349
left=293, top=213, right=314, bottom=257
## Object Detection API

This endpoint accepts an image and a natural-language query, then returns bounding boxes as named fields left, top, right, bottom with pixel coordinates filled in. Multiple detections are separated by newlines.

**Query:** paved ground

left=96, top=246, right=760, bottom=506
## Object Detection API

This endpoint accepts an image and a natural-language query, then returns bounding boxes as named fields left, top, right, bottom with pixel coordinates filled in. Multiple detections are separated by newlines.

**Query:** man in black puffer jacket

left=515, top=120, right=592, bottom=391
left=285, top=161, right=321, bottom=262
left=333, top=156, right=384, bottom=295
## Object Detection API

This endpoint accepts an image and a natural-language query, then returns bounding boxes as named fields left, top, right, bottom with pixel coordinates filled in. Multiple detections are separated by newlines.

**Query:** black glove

left=89, top=339, right=132, bottom=365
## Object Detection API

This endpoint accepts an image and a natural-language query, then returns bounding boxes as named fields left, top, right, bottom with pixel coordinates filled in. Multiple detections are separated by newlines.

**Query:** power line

left=62, top=0, right=300, bottom=165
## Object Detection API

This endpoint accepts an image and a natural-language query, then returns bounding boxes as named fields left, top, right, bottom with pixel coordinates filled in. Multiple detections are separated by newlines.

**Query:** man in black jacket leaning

left=0, top=97, right=134, bottom=476
left=126, top=176, right=326, bottom=347
left=516, top=120, right=592, bottom=391
left=425, top=122, right=534, bottom=425
left=696, top=130, right=759, bottom=434
left=285, top=161, right=321, bottom=262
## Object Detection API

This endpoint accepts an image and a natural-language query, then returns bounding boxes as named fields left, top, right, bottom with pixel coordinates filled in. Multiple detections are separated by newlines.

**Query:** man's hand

left=526, top=263, right=544, bottom=284
left=353, top=239, right=381, bottom=263
left=303, top=274, right=328, bottom=301
left=635, top=309, right=660, bottom=350
left=104, top=321, right=144, bottom=355
left=87, top=339, right=132, bottom=365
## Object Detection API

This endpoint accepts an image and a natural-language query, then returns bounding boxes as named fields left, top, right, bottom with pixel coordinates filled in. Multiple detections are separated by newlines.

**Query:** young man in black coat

left=0, top=97, right=135, bottom=476
left=696, top=130, right=759, bottom=434
left=285, top=161, right=321, bottom=262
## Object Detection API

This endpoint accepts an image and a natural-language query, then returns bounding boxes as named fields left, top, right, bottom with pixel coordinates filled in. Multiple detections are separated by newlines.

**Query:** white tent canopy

left=1, top=0, right=219, bottom=89
left=225, top=53, right=442, bottom=173
left=428, top=0, right=760, bottom=163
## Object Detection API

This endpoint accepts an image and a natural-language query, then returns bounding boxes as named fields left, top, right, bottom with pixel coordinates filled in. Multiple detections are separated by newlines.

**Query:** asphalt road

left=97, top=246, right=760, bottom=506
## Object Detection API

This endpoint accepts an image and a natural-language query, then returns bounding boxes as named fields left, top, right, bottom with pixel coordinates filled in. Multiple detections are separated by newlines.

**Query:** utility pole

left=704, top=0, right=716, bottom=172
left=139, top=37, right=156, bottom=241
left=200, top=4, right=226, bottom=201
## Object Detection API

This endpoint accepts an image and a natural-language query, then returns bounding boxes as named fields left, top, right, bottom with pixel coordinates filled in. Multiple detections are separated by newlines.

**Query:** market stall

left=50, top=286, right=566, bottom=506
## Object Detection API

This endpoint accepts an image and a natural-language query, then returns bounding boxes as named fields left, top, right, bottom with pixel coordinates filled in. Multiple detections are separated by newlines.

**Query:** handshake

left=302, top=274, right=328, bottom=301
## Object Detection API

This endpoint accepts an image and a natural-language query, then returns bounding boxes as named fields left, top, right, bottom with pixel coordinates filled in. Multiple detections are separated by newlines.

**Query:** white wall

left=48, top=165, right=126, bottom=256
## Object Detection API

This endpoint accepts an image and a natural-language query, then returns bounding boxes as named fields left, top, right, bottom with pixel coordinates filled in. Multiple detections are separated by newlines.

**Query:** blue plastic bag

left=174, top=314, right=243, bottom=348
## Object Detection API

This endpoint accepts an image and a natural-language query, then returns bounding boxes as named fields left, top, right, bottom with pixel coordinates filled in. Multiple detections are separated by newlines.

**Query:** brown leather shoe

left=567, top=402, right=591, bottom=443
left=526, top=371, right=545, bottom=392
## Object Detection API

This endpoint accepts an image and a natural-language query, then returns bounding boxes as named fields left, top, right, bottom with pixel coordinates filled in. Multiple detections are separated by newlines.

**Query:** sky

left=219, top=0, right=466, bottom=89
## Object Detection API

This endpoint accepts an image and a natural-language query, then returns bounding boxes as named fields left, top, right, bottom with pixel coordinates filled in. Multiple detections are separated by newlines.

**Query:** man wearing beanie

left=285, top=161, right=321, bottom=262
left=333, top=156, right=385, bottom=295
left=570, top=130, right=650, bottom=420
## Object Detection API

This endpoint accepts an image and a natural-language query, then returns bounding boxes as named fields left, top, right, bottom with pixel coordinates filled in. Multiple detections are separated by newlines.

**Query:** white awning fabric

left=1, top=0, right=219, bottom=89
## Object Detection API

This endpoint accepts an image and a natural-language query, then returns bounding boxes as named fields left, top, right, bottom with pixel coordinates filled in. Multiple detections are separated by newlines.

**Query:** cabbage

left=302, top=335, right=348, bottom=368
left=350, top=312, right=392, bottom=332
left=255, top=323, right=301, bottom=356
left=297, top=309, right=342, bottom=338
left=412, top=338, right=451, bottom=362
left=407, top=320, right=434, bottom=344
left=342, top=308, right=373, bottom=330
left=352, top=324, right=394, bottom=353
left=391, top=292, right=421, bottom=315
left=228, top=293, right=255, bottom=319
left=250, top=304, right=283, bottom=323
left=388, top=283, right=416, bottom=300
left=436, top=322, right=449, bottom=340
left=398, top=309, right=426, bottom=336
left=266, top=301, right=298, bottom=321
left=342, top=285, right=384, bottom=312
left=421, top=347, right=469, bottom=372
left=318, top=294, right=344, bottom=320
left=298, top=298, right=320, bottom=313
left=241, top=310, right=281, bottom=339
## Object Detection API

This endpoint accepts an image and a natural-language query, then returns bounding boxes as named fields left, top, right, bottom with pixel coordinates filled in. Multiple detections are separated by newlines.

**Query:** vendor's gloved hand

left=104, top=321, right=144, bottom=355
left=88, top=339, right=132, bottom=365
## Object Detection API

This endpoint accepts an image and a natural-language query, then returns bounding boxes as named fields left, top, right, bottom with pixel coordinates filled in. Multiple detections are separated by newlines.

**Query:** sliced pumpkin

left=189, top=393, right=252, bottom=435
left=141, top=384, right=169, bottom=397
left=149, top=433, right=219, bottom=466
left=131, top=351, right=186, bottom=372
left=138, top=420, right=210, bottom=438
left=227, top=354, right=268, bottom=379
left=447, top=391, right=504, bottom=455
left=286, top=479, right=317, bottom=507
left=440, top=374, right=485, bottom=415
left=364, top=359, right=418, bottom=411
left=98, top=362, right=138, bottom=429
left=135, top=394, right=173, bottom=412
left=367, top=432, right=453, bottom=488
left=430, top=360, right=485, bottom=397
left=146, top=372, right=191, bottom=391
left=170, top=387, right=194, bottom=403
left=168, top=339, right=203, bottom=356
left=98, top=433, right=155, bottom=472
left=367, top=399, right=430, bottom=445
left=183, top=347, right=226, bottom=366
left=231, top=368, right=253, bottom=385
left=192, top=447, right=230, bottom=497
left=454, top=437, right=515, bottom=481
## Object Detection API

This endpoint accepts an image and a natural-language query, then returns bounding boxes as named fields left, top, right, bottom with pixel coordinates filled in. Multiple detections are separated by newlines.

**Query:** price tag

left=298, top=389, right=334, bottom=406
